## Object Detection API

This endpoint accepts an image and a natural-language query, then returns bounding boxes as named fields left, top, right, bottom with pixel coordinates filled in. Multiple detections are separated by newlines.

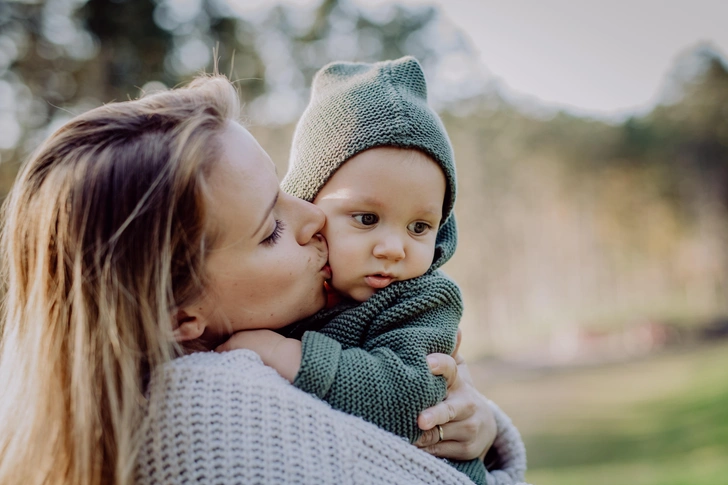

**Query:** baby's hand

left=216, top=329, right=302, bottom=382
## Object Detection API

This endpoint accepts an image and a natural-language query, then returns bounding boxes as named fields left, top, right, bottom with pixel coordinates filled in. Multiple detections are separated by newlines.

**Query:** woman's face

left=185, top=121, right=329, bottom=342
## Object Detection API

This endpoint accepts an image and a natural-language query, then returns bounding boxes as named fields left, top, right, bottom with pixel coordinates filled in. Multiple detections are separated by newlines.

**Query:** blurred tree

left=1, top=0, right=473, bottom=164
left=0, top=0, right=99, bottom=182
left=656, top=46, right=728, bottom=210
left=80, top=0, right=172, bottom=99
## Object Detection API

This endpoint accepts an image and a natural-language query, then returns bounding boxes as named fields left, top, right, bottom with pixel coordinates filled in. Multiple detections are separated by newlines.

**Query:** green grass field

left=469, top=341, right=728, bottom=485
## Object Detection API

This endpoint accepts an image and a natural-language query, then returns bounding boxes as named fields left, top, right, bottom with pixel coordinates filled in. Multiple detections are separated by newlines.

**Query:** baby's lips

left=365, top=275, right=393, bottom=289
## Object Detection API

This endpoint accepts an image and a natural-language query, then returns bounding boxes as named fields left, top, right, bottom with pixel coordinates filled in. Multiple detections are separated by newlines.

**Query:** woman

left=0, top=75, right=528, bottom=485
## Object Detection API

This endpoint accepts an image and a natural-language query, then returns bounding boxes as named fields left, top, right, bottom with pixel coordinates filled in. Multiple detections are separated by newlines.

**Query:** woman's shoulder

left=161, top=349, right=280, bottom=380
left=147, top=349, right=288, bottom=397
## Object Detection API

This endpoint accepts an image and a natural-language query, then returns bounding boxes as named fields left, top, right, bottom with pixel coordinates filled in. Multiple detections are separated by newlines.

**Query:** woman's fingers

left=417, top=396, right=458, bottom=431
left=417, top=392, right=496, bottom=460
left=415, top=420, right=487, bottom=461
left=419, top=352, right=466, bottom=432
left=440, top=390, right=496, bottom=461
left=415, top=426, right=442, bottom=448
left=416, top=420, right=461, bottom=449
left=426, top=352, right=458, bottom=387
left=452, top=328, right=462, bottom=357
left=420, top=343, right=498, bottom=461
left=419, top=352, right=466, bottom=431
left=416, top=421, right=476, bottom=447
left=421, top=333, right=498, bottom=461
left=419, top=439, right=483, bottom=462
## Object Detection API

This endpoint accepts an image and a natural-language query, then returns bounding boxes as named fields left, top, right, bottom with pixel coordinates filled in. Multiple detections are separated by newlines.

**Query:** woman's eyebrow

left=253, top=192, right=279, bottom=238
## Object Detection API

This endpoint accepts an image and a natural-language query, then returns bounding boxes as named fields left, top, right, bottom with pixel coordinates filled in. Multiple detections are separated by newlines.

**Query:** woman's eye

left=353, top=213, right=378, bottom=226
left=262, top=219, right=285, bottom=246
left=408, top=221, right=430, bottom=235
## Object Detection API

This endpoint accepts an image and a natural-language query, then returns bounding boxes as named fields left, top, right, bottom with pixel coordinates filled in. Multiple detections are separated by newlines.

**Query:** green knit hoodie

left=280, top=57, right=486, bottom=485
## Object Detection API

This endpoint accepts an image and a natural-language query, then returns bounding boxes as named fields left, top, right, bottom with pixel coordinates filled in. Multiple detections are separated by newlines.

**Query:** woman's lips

left=365, top=275, right=393, bottom=289
left=321, top=263, right=332, bottom=279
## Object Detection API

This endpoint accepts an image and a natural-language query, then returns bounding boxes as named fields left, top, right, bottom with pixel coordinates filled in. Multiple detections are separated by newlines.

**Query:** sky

left=352, top=0, right=728, bottom=120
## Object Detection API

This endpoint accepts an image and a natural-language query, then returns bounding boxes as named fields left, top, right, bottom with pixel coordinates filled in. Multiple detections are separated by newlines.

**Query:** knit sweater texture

left=135, top=350, right=531, bottom=485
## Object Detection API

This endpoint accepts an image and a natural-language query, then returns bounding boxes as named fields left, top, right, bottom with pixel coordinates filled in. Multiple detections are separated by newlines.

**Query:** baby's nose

left=372, top=235, right=405, bottom=261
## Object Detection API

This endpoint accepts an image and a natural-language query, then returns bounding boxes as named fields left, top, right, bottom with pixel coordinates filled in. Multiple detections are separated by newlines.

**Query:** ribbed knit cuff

left=292, top=331, right=342, bottom=399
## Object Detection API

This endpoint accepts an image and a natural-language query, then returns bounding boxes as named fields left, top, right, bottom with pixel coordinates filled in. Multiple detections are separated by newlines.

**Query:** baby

left=227, top=57, right=486, bottom=484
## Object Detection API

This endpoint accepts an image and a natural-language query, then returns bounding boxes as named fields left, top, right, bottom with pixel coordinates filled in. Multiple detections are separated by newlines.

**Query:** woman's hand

left=415, top=330, right=497, bottom=461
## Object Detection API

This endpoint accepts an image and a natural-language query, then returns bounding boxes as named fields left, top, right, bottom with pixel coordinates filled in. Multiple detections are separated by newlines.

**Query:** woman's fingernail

left=426, top=355, right=438, bottom=370
left=421, top=411, right=432, bottom=428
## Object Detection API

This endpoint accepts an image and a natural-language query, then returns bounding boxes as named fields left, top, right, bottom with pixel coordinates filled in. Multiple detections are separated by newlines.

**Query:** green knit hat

left=281, top=56, right=457, bottom=225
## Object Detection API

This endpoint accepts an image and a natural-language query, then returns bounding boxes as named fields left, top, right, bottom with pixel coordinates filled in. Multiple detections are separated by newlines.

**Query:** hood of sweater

left=282, top=56, right=458, bottom=271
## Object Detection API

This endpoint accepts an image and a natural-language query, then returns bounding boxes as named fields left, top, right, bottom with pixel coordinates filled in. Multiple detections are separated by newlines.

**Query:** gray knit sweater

left=135, top=350, right=531, bottom=485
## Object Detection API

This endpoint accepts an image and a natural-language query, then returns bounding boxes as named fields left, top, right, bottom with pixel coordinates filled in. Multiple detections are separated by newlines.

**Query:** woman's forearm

left=483, top=400, right=529, bottom=485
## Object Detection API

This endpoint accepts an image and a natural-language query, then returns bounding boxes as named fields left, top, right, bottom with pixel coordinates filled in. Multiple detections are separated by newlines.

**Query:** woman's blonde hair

left=0, top=75, right=240, bottom=485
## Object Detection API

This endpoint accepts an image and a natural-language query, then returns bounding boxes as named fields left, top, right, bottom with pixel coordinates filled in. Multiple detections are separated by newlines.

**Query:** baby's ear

left=172, top=310, right=205, bottom=342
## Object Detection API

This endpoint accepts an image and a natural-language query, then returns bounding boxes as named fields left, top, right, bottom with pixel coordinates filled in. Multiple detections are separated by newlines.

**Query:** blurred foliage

left=1, top=0, right=728, bottom=357
left=0, top=0, right=464, bottom=166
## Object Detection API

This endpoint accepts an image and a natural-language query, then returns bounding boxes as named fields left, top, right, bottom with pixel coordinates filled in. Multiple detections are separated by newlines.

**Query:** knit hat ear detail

left=385, top=55, right=428, bottom=100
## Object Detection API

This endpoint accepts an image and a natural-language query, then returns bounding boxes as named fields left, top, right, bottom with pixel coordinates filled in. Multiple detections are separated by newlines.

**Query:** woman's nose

left=373, top=234, right=405, bottom=261
left=292, top=196, right=326, bottom=245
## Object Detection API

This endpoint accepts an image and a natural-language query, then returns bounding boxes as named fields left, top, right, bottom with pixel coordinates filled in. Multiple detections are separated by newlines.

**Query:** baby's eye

left=353, top=213, right=379, bottom=226
left=408, top=221, right=430, bottom=235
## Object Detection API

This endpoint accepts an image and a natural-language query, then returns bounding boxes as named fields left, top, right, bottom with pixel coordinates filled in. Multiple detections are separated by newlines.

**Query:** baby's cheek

left=410, top=245, right=437, bottom=277
left=327, top=233, right=356, bottom=265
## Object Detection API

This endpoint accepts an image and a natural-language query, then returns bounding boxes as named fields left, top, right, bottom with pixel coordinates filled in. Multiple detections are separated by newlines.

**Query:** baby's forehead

left=346, top=191, right=442, bottom=211
left=320, top=146, right=447, bottom=215
left=341, top=146, right=443, bottom=175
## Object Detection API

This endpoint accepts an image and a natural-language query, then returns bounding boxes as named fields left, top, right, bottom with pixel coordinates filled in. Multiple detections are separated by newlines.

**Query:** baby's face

left=314, top=147, right=446, bottom=302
